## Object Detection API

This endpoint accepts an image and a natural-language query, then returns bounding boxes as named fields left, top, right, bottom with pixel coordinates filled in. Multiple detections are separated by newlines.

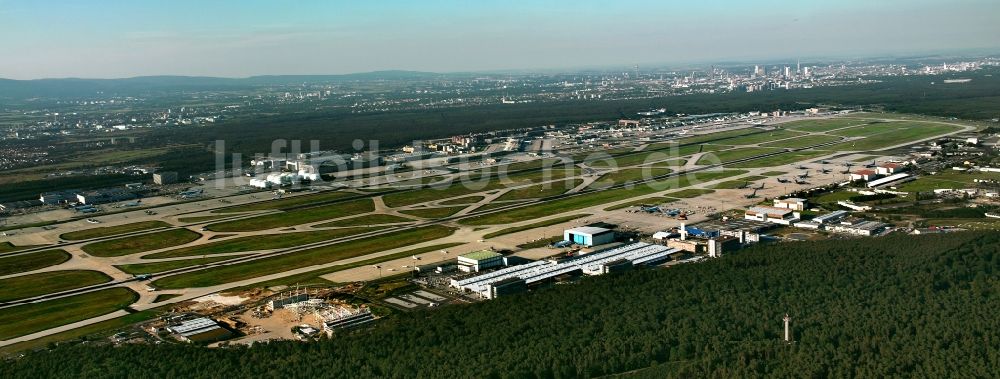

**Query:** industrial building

left=153, top=171, right=178, bottom=185
left=75, top=188, right=138, bottom=205
left=866, top=173, right=912, bottom=188
left=744, top=206, right=801, bottom=225
left=850, top=169, right=878, bottom=182
left=773, top=197, right=807, bottom=211
left=876, top=163, right=903, bottom=176
left=563, top=226, right=615, bottom=246
left=812, top=210, right=849, bottom=224
left=451, top=242, right=680, bottom=299
left=457, top=250, right=505, bottom=273
left=39, top=190, right=82, bottom=205
left=167, top=317, right=232, bottom=343
left=321, top=308, right=375, bottom=335
left=826, top=220, right=889, bottom=236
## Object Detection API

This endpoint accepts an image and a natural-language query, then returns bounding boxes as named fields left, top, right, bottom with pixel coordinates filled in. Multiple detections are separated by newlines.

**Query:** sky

left=1, top=0, right=998, bottom=79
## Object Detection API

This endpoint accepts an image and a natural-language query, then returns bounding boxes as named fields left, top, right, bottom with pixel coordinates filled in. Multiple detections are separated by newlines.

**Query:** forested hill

left=4, top=232, right=999, bottom=378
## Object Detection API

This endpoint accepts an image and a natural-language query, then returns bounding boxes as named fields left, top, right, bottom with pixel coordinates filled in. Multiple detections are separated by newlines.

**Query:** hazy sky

left=1, top=0, right=998, bottom=79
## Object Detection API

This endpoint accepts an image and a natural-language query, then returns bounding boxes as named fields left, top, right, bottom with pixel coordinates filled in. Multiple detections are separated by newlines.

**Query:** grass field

left=710, top=176, right=767, bottom=189
left=823, top=122, right=959, bottom=151
left=236, top=242, right=465, bottom=288
left=588, top=144, right=726, bottom=168
left=0, top=242, right=41, bottom=255
left=153, top=294, right=182, bottom=303
left=312, top=214, right=414, bottom=228
left=152, top=225, right=456, bottom=288
left=589, top=168, right=672, bottom=189
left=115, top=255, right=248, bottom=275
left=177, top=215, right=230, bottom=223
left=782, top=118, right=874, bottom=133
left=399, top=206, right=466, bottom=219
left=482, top=214, right=593, bottom=239
left=0, top=287, right=137, bottom=341
left=666, top=189, right=715, bottom=198
left=213, top=191, right=356, bottom=213
left=0, top=249, right=71, bottom=276
left=59, top=221, right=170, bottom=241
left=761, top=171, right=787, bottom=176
left=712, top=129, right=805, bottom=146
left=828, top=122, right=899, bottom=137
left=496, top=179, right=582, bottom=201
left=207, top=198, right=374, bottom=232
left=696, top=147, right=780, bottom=165
left=143, top=227, right=375, bottom=259
left=81, top=229, right=202, bottom=257
left=438, top=196, right=486, bottom=205
left=0, top=270, right=112, bottom=302
left=674, top=128, right=763, bottom=144
left=760, top=134, right=843, bottom=149
left=461, top=170, right=745, bottom=225
left=727, top=150, right=831, bottom=168
left=896, top=171, right=1000, bottom=193
left=382, top=168, right=577, bottom=208
left=0, top=309, right=159, bottom=355
left=603, top=197, right=679, bottom=211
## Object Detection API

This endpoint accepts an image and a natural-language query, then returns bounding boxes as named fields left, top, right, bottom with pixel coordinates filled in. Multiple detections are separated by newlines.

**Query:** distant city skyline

left=1, top=0, right=998, bottom=80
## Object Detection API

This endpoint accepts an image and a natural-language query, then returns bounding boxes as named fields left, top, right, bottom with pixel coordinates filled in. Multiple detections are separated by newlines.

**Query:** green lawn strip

left=823, top=123, right=959, bottom=151
left=760, top=134, right=843, bottom=149
left=474, top=201, right=531, bottom=213
left=666, top=189, right=715, bottom=198
left=587, top=144, right=726, bottom=167
left=0, top=242, right=44, bottom=254
left=496, top=179, right=583, bottom=201
left=0, top=249, right=71, bottom=276
left=234, top=242, right=466, bottom=289
left=829, top=122, right=901, bottom=137
left=152, top=225, right=457, bottom=289
left=382, top=167, right=578, bottom=208
left=0, top=270, right=113, bottom=302
left=603, top=197, right=679, bottom=211
left=0, top=309, right=159, bottom=355
left=782, top=118, right=875, bottom=132
left=589, top=168, right=672, bottom=189
left=143, top=227, right=375, bottom=259
left=569, top=147, right=635, bottom=162
left=438, top=196, right=486, bottom=205
left=60, top=221, right=170, bottom=241
left=672, top=128, right=763, bottom=144
left=712, top=129, right=805, bottom=146
left=727, top=150, right=831, bottom=168
left=207, top=198, right=375, bottom=232
left=152, top=294, right=182, bottom=303
left=81, top=229, right=202, bottom=257
left=893, top=171, right=1000, bottom=193
left=313, top=214, right=414, bottom=228
left=482, top=214, right=593, bottom=239
left=213, top=191, right=355, bottom=213
left=177, top=215, right=230, bottom=223
left=710, top=176, right=767, bottom=189
left=760, top=171, right=787, bottom=176
left=695, top=147, right=781, bottom=165
left=398, top=206, right=466, bottom=219
left=0, top=287, right=138, bottom=341
left=462, top=170, right=745, bottom=225
left=115, top=255, right=251, bottom=275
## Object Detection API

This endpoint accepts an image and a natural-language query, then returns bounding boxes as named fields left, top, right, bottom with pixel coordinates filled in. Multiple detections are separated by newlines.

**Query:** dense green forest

left=3, top=232, right=998, bottom=378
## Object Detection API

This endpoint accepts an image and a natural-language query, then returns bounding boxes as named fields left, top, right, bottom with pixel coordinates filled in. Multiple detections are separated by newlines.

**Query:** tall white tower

left=783, top=314, right=792, bottom=342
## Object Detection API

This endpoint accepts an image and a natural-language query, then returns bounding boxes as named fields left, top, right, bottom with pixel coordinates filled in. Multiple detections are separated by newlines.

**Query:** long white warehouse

left=450, top=242, right=679, bottom=299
